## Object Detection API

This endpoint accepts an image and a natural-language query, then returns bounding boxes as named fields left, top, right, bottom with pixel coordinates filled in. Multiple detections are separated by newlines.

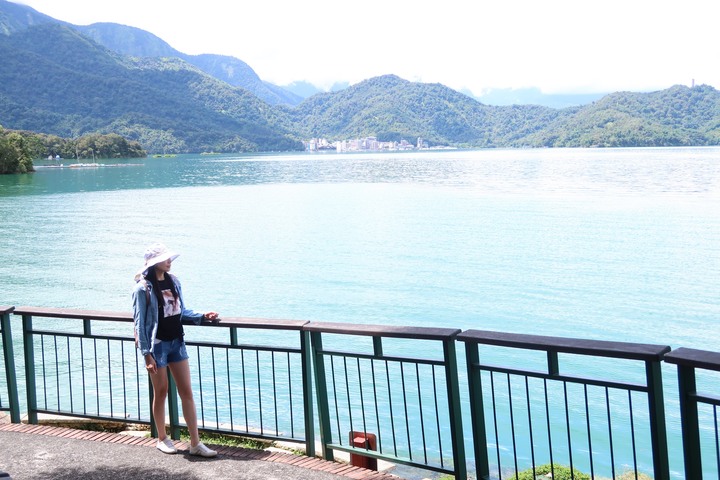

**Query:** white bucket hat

left=135, top=243, right=179, bottom=281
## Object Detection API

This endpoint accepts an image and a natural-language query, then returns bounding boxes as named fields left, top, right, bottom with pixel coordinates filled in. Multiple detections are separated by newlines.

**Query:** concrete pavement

left=0, top=422, right=408, bottom=480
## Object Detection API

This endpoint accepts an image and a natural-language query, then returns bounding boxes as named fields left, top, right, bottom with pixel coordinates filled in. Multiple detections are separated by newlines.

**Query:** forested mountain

left=0, top=23, right=301, bottom=153
left=289, top=75, right=720, bottom=148
left=288, top=75, right=567, bottom=147
left=1, top=0, right=719, bottom=155
left=0, top=0, right=299, bottom=106
left=76, top=22, right=303, bottom=107
left=527, top=85, right=720, bottom=147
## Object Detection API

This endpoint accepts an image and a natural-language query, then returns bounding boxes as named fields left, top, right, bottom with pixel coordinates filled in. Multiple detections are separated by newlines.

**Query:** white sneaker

left=189, top=442, right=217, bottom=458
left=156, top=437, right=177, bottom=454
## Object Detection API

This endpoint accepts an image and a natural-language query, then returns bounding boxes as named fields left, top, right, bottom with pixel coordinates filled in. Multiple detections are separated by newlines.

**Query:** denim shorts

left=152, top=338, right=189, bottom=368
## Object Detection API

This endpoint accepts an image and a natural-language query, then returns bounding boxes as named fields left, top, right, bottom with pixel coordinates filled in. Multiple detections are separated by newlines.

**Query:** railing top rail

left=457, top=329, right=671, bottom=361
left=0, top=306, right=14, bottom=315
left=14, top=306, right=131, bottom=322
left=664, top=347, right=720, bottom=372
left=303, top=321, right=461, bottom=340
left=12, top=306, right=309, bottom=331
left=216, top=316, right=309, bottom=331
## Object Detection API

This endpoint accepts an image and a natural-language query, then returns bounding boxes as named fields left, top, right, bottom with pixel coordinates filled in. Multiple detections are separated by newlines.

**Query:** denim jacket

left=132, top=274, right=204, bottom=356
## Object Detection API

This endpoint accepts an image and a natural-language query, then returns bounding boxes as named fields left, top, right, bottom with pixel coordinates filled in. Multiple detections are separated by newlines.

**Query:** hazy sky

left=14, top=0, right=719, bottom=95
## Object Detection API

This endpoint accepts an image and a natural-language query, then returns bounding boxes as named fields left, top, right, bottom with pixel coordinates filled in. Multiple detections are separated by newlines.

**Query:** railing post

left=310, top=330, right=334, bottom=461
left=675, top=364, right=702, bottom=479
left=300, top=330, right=315, bottom=458
left=444, top=337, right=467, bottom=480
left=645, top=359, right=670, bottom=480
left=1, top=308, right=20, bottom=423
left=465, top=342, right=490, bottom=479
left=22, top=314, right=38, bottom=424
left=663, top=347, right=720, bottom=480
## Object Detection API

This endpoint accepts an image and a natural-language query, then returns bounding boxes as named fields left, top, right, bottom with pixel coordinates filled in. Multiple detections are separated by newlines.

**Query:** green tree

left=0, top=126, right=34, bottom=174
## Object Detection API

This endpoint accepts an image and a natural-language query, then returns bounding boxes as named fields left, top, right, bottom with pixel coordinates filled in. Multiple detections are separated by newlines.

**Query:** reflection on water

left=4, top=147, right=720, bottom=197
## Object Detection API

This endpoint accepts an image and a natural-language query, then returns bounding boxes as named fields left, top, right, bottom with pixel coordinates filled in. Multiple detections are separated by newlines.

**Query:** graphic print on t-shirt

left=162, top=289, right=181, bottom=318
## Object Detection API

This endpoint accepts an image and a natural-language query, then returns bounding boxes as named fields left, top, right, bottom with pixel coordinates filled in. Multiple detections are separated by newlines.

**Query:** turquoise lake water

left=1, top=147, right=719, bottom=477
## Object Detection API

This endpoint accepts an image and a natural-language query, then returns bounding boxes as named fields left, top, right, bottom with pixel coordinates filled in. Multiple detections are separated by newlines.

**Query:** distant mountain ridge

left=76, top=22, right=303, bottom=106
left=1, top=0, right=719, bottom=153
left=0, top=22, right=302, bottom=152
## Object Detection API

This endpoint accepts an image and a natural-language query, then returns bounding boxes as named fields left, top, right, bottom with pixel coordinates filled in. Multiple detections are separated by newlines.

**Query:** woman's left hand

left=204, top=311, right=220, bottom=322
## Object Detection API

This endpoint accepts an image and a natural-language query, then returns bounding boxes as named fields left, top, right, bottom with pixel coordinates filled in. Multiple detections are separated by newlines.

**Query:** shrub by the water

left=513, top=463, right=591, bottom=480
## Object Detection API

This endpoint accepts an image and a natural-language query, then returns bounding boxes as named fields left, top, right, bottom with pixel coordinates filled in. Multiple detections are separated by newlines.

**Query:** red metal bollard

left=349, top=431, right=378, bottom=471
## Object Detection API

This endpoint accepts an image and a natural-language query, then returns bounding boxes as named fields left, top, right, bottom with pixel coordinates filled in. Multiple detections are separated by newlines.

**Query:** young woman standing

left=132, top=243, right=219, bottom=457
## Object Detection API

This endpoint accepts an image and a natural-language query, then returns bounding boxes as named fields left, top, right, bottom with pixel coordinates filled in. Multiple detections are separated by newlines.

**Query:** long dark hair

left=144, top=265, right=179, bottom=305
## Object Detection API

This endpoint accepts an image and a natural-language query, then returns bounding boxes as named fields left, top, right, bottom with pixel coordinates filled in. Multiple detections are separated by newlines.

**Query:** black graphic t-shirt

left=155, top=276, right=183, bottom=341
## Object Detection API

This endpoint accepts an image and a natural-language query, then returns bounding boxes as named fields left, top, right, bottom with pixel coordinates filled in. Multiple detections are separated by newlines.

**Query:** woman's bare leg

left=148, top=367, right=169, bottom=439
left=168, top=359, right=200, bottom=446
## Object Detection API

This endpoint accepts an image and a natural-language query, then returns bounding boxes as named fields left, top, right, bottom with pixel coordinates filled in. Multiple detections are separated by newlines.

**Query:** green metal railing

left=458, top=329, right=671, bottom=480
left=0, top=306, right=20, bottom=422
left=305, top=321, right=466, bottom=478
left=12, top=306, right=314, bottom=455
left=665, top=347, right=720, bottom=479
left=3, top=306, right=720, bottom=479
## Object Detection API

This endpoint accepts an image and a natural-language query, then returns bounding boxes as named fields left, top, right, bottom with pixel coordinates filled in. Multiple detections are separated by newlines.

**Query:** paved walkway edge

left=0, top=423, right=401, bottom=480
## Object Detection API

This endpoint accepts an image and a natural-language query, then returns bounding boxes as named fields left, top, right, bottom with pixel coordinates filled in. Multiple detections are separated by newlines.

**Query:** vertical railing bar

left=584, top=384, right=594, bottom=479
left=135, top=344, right=141, bottom=421
left=356, top=357, right=368, bottom=448
left=432, top=364, right=444, bottom=469
left=107, top=339, right=113, bottom=417
left=442, top=337, right=465, bottom=479
left=385, top=359, right=398, bottom=457
left=525, top=376, right=536, bottom=477
left=466, top=344, right=489, bottom=479
left=544, top=378, right=554, bottom=478
left=490, top=372, right=502, bottom=478
left=330, top=356, right=342, bottom=444
left=628, top=391, right=638, bottom=479
left=285, top=352, right=295, bottom=438
left=507, top=373, right=518, bottom=477
left=400, top=361, right=413, bottom=461
left=93, top=339, right=99, bottom=414
left=227, top=348, right=234, bottom=432
left=212, top=348, right=219, bottom=431
left=415, top=363, right=428, bottom=464
left=563, top=381, right=573, bottom=478
left=371, top=359, right=382, bottom=454
left=301, top=330, right=315, bottom=456
left=67, top=336, right=73, bottom=413
left=121, top=340, right=128, bottom=418
left=606, top=387, right=616, bottom=479
left=197, top=346, right=205, bottom=428
left=53, top=336, right=59, bottom=411
left=23, top=314, right=38, bottom=424
left=287, top=352, right=294, bottom=438
left=80, top=338, right=87, bottom=415
left=547, top=351, right=559, bottom=480
left=272, top=352, right=278, bottom=435
left=645, top=359, right=670, bottom=480
left=41, top=335, right=47, bottom=410
left=241, top=348, right=248, bottom=433
left=256, top=349, right=263, bottom=434
left=0, top=310, right=20, bottom=423
left=310, top=332, right=333, bottom=461
left=343, top=356, right=354, bottom=444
